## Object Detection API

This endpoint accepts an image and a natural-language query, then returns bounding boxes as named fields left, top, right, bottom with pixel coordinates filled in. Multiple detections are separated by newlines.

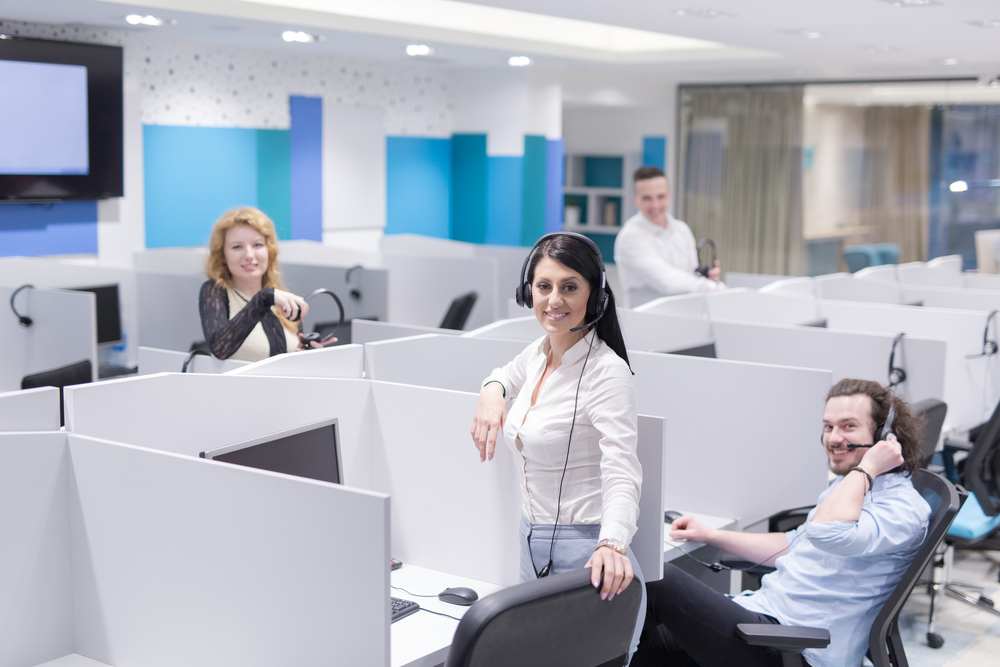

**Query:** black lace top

left=199, top=281, right=294, bottom=359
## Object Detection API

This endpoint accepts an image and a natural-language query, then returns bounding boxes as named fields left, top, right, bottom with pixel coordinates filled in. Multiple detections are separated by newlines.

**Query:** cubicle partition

left=629, top=352, right=831, bottom=522
left=900, top=285, right=1000, bottom=312
left=0, top=258, right=136, bottom=366
left=137, top=347, right=251, bottom=375
left=132, top=246, right=207, bottom=274
left=618, top=311, right=714, bottom=353
left=281, top=261, right=391, bottom=333
left=758, top=277, right=816, bottom=299
left=819, top=300, right=1000, bottom=429
left=634, top=293, right=709, bottom=319
left=813, top=273, right=903, bottom=304
left=0, top=284, right=97, bottom=392
left=712, top=322, right=946, bottom=407
left=135, top=270, right=205, bottom=353
left=723, top=272, right=786, bottom=289
left=364, top=335, right=526, bottom=391
left=703, top=289, right=824, bottom=327
left=225, top=344, right=365, bottom=379
left=352, top=319, right=461, bottom=345
left=896, top=262, right=964, bottom=288
left=0, top=428, right=390, bottom=667
left=0, top=387, right=61, bottom=431
left=464, top=316, right=543, bottom=341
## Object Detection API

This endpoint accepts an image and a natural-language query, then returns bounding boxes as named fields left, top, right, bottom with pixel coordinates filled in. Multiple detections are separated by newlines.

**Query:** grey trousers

left=518, top=517, right=647, bottom=662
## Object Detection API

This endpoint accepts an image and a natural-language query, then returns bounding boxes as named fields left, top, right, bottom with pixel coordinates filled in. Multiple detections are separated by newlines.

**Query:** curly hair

left=206, top=207, right=287, bottom=292
left=827, top=379, right=925, bottom=476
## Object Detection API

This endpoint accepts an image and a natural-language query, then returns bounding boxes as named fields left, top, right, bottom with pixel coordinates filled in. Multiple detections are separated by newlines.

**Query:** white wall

left=323, top=105, right=386, bottom=232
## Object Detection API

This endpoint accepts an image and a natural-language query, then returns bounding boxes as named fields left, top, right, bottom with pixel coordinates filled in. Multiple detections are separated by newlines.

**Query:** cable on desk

left=391, top=585, right=437, bottom=598
left=419, top=607, right=463, bottom=622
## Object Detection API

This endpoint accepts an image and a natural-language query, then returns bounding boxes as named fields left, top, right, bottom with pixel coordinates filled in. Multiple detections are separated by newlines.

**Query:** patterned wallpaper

left=0, top=19, right=453, bottom=136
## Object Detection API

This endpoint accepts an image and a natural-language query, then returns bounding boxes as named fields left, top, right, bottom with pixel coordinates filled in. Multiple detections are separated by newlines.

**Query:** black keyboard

left=391, top=596, right=419, bottom=622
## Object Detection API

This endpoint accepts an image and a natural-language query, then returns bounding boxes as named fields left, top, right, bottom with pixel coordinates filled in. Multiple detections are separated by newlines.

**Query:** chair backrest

left=965, top=396, right=1000, bottom=517
left=911, top=399, right=948, bottom=469
left=868, top=470, right=963, bottom=667
left=843, top=245, right=880, bottom=273
left=21, top=359, right=93, bottom=427
left=440, top=291, right=478, bottom=330
left=444, top=568, right=641, bottom=667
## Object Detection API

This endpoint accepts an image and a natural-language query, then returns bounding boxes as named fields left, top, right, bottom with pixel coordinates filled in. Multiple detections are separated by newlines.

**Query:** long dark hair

left=527, top=235, right=631, bottom=370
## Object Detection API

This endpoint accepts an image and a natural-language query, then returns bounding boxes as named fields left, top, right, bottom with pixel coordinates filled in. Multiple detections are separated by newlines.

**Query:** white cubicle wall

left=281, top=261, right=391, bottom=330
left=225, top=344, right=365, bottom=379
left=352, top=319, right=461, bottom=345
left=634, top=293, right=709, bottom=319
left=0, top=258, right=138, bottom=366
left=0, top=387, right=61, bottom=431
left=900, top=285, right=1000, bottom=312
left=630, top=352, right=831, bottom=521
left=966, top=274, right=1000, bottom=291
left=135, top=270, right=205, bottom=353
left=0, top=285, right=97, bottom=392
left=464, top=316, right=544, bottom=341
left=618, top=311, right=714, bottom=353
left=704, top=290, right=824, bottom=326
left=758, top=277, right=816, bottom=299
left=132, top=246, right=207, bottom=274
left=0, top=429, right=390, bottom=667
left=724, top=272, right=786, bottom=289
left=137, top=347, right=250, bottom=375
left=712, top=322, right=946, bottom=407
left=896, top=262, right=965, bottom=289
left=813, top=274, right=903, bottom=304
left=364, top=335, right=527, bottom=391
left=820, top=300, right=1000, bottom=429
left=926, top=255, right=964, bottom=273
left=854, top=265, right=898, bottom=283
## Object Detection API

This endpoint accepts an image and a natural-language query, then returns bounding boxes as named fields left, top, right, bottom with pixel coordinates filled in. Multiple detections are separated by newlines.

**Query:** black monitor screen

left=69, top=284, right=122, bottom=344
left=201, top=420, right=341, bottom=485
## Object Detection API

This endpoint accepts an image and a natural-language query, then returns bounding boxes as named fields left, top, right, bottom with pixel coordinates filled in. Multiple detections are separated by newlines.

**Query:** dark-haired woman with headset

left=470, top=232, right=645, bottom=659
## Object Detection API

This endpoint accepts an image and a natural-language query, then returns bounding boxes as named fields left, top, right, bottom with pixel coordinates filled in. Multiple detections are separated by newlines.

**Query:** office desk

left=391, top=564, right=505, bottom=667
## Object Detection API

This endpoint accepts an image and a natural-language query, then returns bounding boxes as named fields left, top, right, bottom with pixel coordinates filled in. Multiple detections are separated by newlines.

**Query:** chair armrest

left=736, top=624, right=831, bottom=651
left=719, top=559, right=775, bottom=578
left=943, top=438, right=973, bottom=452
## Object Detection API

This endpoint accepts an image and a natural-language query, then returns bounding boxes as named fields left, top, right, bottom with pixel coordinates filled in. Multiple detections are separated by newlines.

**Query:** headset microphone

left=10, top=284, right=34, bottom=328
left=967, top=310, right=998, bottom=359
left=297, top=288, right=345, bottom=348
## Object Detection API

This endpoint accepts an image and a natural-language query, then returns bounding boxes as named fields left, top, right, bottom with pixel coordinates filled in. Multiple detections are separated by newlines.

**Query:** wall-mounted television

left=0, top=36, right=123, bottom=201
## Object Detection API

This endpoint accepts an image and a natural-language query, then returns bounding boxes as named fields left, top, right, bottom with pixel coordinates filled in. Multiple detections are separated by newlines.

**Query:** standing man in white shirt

left=614, top=166, right=724, bottom=307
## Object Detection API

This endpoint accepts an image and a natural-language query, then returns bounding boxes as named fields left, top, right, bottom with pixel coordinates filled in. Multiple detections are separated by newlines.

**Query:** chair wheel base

left=927, top=633, right=945, bottom=649
left=980, top=595, right=995, bottom=608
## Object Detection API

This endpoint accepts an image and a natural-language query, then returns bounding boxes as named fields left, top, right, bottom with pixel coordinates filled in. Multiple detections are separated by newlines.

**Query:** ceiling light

left=943, top=58, right=960, bottom=65
left=968, top=19, right=1000, bottom=28
left=950, top=181, right=968, bottom=193
left=0, top=34, right=11, bottom=40
left=406, top=44, right=434, bottom=56
left=786, top=29, right=825, bottom=39
left=675, top=8, right=733, bottom=19
left=883, top=0, right=938, bottom=6
left=508, top=56, right=532, bottom=67
left=282, top=30, right=323, bottom=42
left=125, top=14, right=176, bottom=26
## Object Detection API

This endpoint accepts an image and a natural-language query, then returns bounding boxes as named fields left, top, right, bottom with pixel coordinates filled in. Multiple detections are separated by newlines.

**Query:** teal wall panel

left=643, top=136, right=667, bottom=172
left=584, top=157, right=623, bottom=188
left=487, top=156, right=522, bottom=246
left=386, top=136, right=451, bottom=238
left=256, top=129, right=292, bottom=240
left=521, top=135, right=547, bottom=246
left=144, top=125, right=258, bottom=248
left=451, top=134, right=488, bottom=244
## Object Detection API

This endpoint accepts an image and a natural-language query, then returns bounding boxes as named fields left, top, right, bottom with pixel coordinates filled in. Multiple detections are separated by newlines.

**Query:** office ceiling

left=2, top=0, right=999, bottom=83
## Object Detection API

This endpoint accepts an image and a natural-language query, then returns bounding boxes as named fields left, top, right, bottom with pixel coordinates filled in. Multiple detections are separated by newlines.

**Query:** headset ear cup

left=522, top=283, right=532, bottom=309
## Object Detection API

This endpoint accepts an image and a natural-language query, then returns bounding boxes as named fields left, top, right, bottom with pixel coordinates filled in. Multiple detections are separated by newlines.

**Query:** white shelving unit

left=562, top=152, right=642, bottom=236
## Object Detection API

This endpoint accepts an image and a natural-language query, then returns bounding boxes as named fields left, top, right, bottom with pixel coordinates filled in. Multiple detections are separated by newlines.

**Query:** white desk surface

left=35, top=656, right=107, bottom=667
left=391, top=564, right=505, bottom=667
left=662, top=511, right=737, bottom=562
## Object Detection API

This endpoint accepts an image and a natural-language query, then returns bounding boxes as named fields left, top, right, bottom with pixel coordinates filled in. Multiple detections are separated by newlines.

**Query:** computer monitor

left=199, top=417, right=343, bottom=485
left=69, top=284, right=122, bottom=344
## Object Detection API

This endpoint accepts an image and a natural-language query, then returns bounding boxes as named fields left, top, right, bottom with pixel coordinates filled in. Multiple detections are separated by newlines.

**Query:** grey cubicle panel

left=901, top=285, right=1000, bottom=312
left=758, top=277, right=816, bottom=299
left=618, top=311, right=713, bottom=353
left=383, top=253, right=499, bottom=331
left=282, top=261, right=390, bottom=328
left=132, top=247, right=207, bottom=274
left=225, top=344, right=364, bottom=379
left=351, top=319, right=460, bottom=345
left=896, top=262, right=964, bottom=288
left=704, top=289, right=823, bottom=327
left=814, top=274, right=903, bottom=304
left=137, top=347, right=251, bottom=375
left=464, top=316, right=543, bottom=341
left=724, top=272, right=787, bottom=289
left=630, top=352, right=831, bottom=522
left=0, top=257, right=138, bottom=366
left=0, top=387, right=61, bottom=431
left=135, top=270, right=205, bottom=353
left=633, top=293, right=709, bottom=319
left=0, top=284, right=97, bottom=392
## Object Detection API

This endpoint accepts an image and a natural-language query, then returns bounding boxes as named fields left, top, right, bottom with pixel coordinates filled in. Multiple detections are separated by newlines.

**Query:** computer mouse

left=664, top=510, right=683, bottom=524
left=438, top=587, right=479, bottom=606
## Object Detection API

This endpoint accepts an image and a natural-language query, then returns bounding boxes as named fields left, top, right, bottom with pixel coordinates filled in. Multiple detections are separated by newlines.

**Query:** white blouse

left=484, top=332, right=641, bottom=547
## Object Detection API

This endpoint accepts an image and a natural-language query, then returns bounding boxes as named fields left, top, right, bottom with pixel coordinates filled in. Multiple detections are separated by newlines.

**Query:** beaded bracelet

left=850, top=466, right=874, bottom=493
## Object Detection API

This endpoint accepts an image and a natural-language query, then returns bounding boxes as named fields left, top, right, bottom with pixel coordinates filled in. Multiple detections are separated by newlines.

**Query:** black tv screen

left=0, top=36, right=123, bottom=200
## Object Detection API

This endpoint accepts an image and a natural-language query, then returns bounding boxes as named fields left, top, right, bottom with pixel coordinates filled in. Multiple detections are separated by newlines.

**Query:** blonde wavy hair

left=206, top=207, right=297, bottom=333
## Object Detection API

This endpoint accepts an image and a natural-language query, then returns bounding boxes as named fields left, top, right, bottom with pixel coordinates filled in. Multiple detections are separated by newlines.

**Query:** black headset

left=888, top=332, right=907, bottom=388
left=967, top=310, right=999, bottom=359
left=181, top=349, right=213, bottom=373
left=297, top=288, right=345, bottom=348
left=10, top=284, right=34, bottom=328
left=516, top=232, right=608, bottom=334
left=345, top=265, right=363, bottom=301
left=819, top=396, right=897, bottom=446
left=695, top=238, right=717, bottom=278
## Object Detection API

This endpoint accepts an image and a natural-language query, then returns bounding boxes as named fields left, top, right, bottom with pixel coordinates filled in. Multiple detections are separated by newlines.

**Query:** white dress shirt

left=483, top=332, right=641, bottom=547
left=613, top=212, right=723, bottom=306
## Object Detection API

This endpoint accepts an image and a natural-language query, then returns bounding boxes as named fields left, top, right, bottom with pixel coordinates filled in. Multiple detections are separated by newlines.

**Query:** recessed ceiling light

left=968, top=19, right=1000, bottom=28
left=0, top=34, right=11, bottom=40
left=125, top=14, right=176, bottom=26
left=864, top=44, right=895, bottom=53
left=785, top=29, right=825, bottom=39
left=675, top=8, right=733, bottom=19
left=282, top=30, right=323, bottom=42
left=508, top=55, right=532, bottom=67
left=406, top=44, right=434, bottom=56
left=882, top=0, right=938, bottom=6
left=942, top=58, right=960, bottom=65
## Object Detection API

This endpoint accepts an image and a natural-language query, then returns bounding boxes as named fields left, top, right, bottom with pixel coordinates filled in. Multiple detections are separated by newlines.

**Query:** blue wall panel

left=386, top=137, right=451, bottom=238
left=144, top=125, right=258, bottom=248
left=643, top=136, right=667, bottom=172
left=289, top=95, right=323, bottom=242
left=451, top=134, right=488, bottom=244
left=486, top=156, right=523, bottom=246
left=521, top=135, right=547, bottom=246
left=0, top=201, right=98, bottom=257
left=545, top=138, right=564, bottom=235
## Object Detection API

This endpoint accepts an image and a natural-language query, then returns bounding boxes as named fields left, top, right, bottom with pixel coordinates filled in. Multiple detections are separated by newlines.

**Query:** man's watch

left=597, top=538, right=627, bottom=555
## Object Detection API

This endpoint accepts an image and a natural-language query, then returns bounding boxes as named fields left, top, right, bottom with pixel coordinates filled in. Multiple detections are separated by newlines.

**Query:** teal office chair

left=872, top=243, right=901, bottom=266
left=843, top=244, right=881, bottom=273
left=444, top=568, right=641, bottom=667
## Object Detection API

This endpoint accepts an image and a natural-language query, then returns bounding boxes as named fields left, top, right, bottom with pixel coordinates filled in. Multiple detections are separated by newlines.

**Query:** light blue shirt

left=733, top=473, right=931, bottom=667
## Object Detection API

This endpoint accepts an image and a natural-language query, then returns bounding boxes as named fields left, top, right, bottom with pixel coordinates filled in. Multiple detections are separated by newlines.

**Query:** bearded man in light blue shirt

left=631, top=379, right=932, bottom=667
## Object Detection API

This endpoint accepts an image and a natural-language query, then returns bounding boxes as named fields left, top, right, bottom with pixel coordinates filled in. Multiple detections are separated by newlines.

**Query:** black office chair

left=736, top=469, right=963, bottom=667
left=21, top=359, right=93, bottom=427
left=440, top=291, right=478, bottom=331
left=444, top=568, right=641, bottom=667
left=911, top=398, right=948, bottom=470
